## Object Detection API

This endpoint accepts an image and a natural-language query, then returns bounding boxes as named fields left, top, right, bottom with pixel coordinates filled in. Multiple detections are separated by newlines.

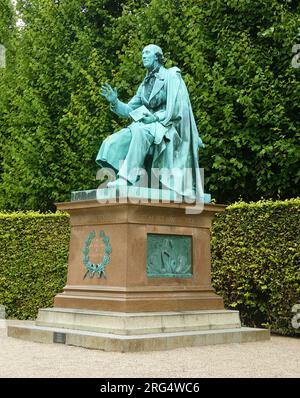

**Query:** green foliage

left=211, top=198, right=300, bottom=336
left=0, top=0, right=16, bottom=175
left=0, top=0, right=299, bottom=210
left=0, top=0, right=15, bottom=46
left=0, top=211, right=69, bottom=319
left=0, top=0, right=124, bottom=211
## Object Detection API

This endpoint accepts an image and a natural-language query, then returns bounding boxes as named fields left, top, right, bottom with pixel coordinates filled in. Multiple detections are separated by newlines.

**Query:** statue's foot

left=107, top=177, right=128, bottom=188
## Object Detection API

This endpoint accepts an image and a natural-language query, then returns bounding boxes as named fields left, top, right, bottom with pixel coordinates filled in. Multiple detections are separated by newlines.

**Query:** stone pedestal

left=7, top=198, right=270, bottom=350
left=53, top=200, right=225, bottom=312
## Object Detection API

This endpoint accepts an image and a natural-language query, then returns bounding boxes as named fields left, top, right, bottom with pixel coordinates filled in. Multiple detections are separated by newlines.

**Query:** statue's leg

left=95, top=128, right=132, bottom=172
left=117, top=124, right=155, bottom=184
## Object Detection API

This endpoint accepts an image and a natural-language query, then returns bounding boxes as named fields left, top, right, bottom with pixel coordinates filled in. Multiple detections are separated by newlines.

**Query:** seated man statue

left=96, top=44, right=204, bottom=203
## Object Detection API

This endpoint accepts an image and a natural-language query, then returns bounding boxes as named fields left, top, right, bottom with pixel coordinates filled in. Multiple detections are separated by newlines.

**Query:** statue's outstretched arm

left=101, top=83, right=143, bottom=119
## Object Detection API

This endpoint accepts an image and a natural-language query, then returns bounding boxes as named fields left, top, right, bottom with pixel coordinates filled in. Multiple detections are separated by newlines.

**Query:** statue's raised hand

left=100, top=83, right=118, bottom=104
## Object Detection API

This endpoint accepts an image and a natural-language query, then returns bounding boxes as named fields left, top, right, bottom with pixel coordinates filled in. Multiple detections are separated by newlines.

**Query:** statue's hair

left=156, top=52, right=164, bottom=65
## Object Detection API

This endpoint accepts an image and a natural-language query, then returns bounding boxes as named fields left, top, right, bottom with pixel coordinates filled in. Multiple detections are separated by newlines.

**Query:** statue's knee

left=131, top=128, right=151, bottom=144
left=131, top=128, right=141, bottom=137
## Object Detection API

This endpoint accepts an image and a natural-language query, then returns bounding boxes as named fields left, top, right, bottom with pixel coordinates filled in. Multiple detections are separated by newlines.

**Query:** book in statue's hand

left=129, top=105, right=152, bottom=122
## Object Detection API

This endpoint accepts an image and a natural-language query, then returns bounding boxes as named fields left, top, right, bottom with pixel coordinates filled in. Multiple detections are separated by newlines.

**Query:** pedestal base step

left=35, top=308, right=242, bottom=335
left=7, top=308, right=270, bottom=352
left=7, top=321, right=270, bottom=352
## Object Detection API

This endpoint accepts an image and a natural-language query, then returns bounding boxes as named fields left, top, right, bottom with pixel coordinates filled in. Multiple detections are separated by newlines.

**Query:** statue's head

left=142, top=44, right=164, bottom=69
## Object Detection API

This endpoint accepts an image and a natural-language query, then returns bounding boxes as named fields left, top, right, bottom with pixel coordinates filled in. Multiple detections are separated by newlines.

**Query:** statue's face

left=142, top=46, right=158, bottom=69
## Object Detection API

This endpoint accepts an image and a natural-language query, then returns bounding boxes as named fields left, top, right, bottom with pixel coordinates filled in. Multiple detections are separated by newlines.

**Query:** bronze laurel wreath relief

left=83, top=230, right=112, bottom=279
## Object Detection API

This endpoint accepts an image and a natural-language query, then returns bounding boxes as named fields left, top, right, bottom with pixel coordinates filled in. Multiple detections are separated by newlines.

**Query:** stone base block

left=0, top=320, right=6, bottom=329
left=53, top=201, right=226, bottom=313
left=35, top=308, right=241, bottom=335
left=7, top=308, right=270, bottom=352
left=7, top=321, right=270, bottom=352
left=70, top=188, right=212, bottom=204
left=54, top=289, right=224, bottom=313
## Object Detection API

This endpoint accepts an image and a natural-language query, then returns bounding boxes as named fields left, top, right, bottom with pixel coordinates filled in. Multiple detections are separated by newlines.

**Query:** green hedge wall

left=0, top=211, right=69, bottom=319
left=0, top=199, right=299, bottom=336
left=211, top=198, right=300, bottom=336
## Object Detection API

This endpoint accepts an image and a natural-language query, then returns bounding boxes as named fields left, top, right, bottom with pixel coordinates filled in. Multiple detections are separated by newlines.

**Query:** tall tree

left=0, top=0, right=127, bottom=210
left=0, top=0, right=16, bottom=181
left=0, top=0, right=15, bottom=45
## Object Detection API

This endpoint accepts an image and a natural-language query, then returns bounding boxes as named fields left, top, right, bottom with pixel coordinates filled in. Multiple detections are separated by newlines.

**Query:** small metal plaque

left=147, top=233, right=192, bottom=278
left=53, top=332, right=66, bottom=344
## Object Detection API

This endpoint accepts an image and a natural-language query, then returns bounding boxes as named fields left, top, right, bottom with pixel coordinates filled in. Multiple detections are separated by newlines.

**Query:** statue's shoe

left=107, top=178, right=128, bottom=188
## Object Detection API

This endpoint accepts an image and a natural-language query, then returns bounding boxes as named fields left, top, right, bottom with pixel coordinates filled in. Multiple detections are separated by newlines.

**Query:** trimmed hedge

left=211, top=198, right=300, bottom=336
left=0, top=211, right=69, bottom=319
left=0, top=199, right=299, bottom=336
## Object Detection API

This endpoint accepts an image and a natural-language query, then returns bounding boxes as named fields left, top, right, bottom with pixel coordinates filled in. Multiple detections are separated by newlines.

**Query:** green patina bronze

left=96, top=44, right=205, bottom=203
left=83, top=230, right=112, bottom=279
left=147, top=234, right=192, bottom=278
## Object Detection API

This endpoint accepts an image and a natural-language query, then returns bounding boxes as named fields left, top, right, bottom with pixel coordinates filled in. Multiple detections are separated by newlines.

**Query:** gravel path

left=0, top=326, right=299, bottom=378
